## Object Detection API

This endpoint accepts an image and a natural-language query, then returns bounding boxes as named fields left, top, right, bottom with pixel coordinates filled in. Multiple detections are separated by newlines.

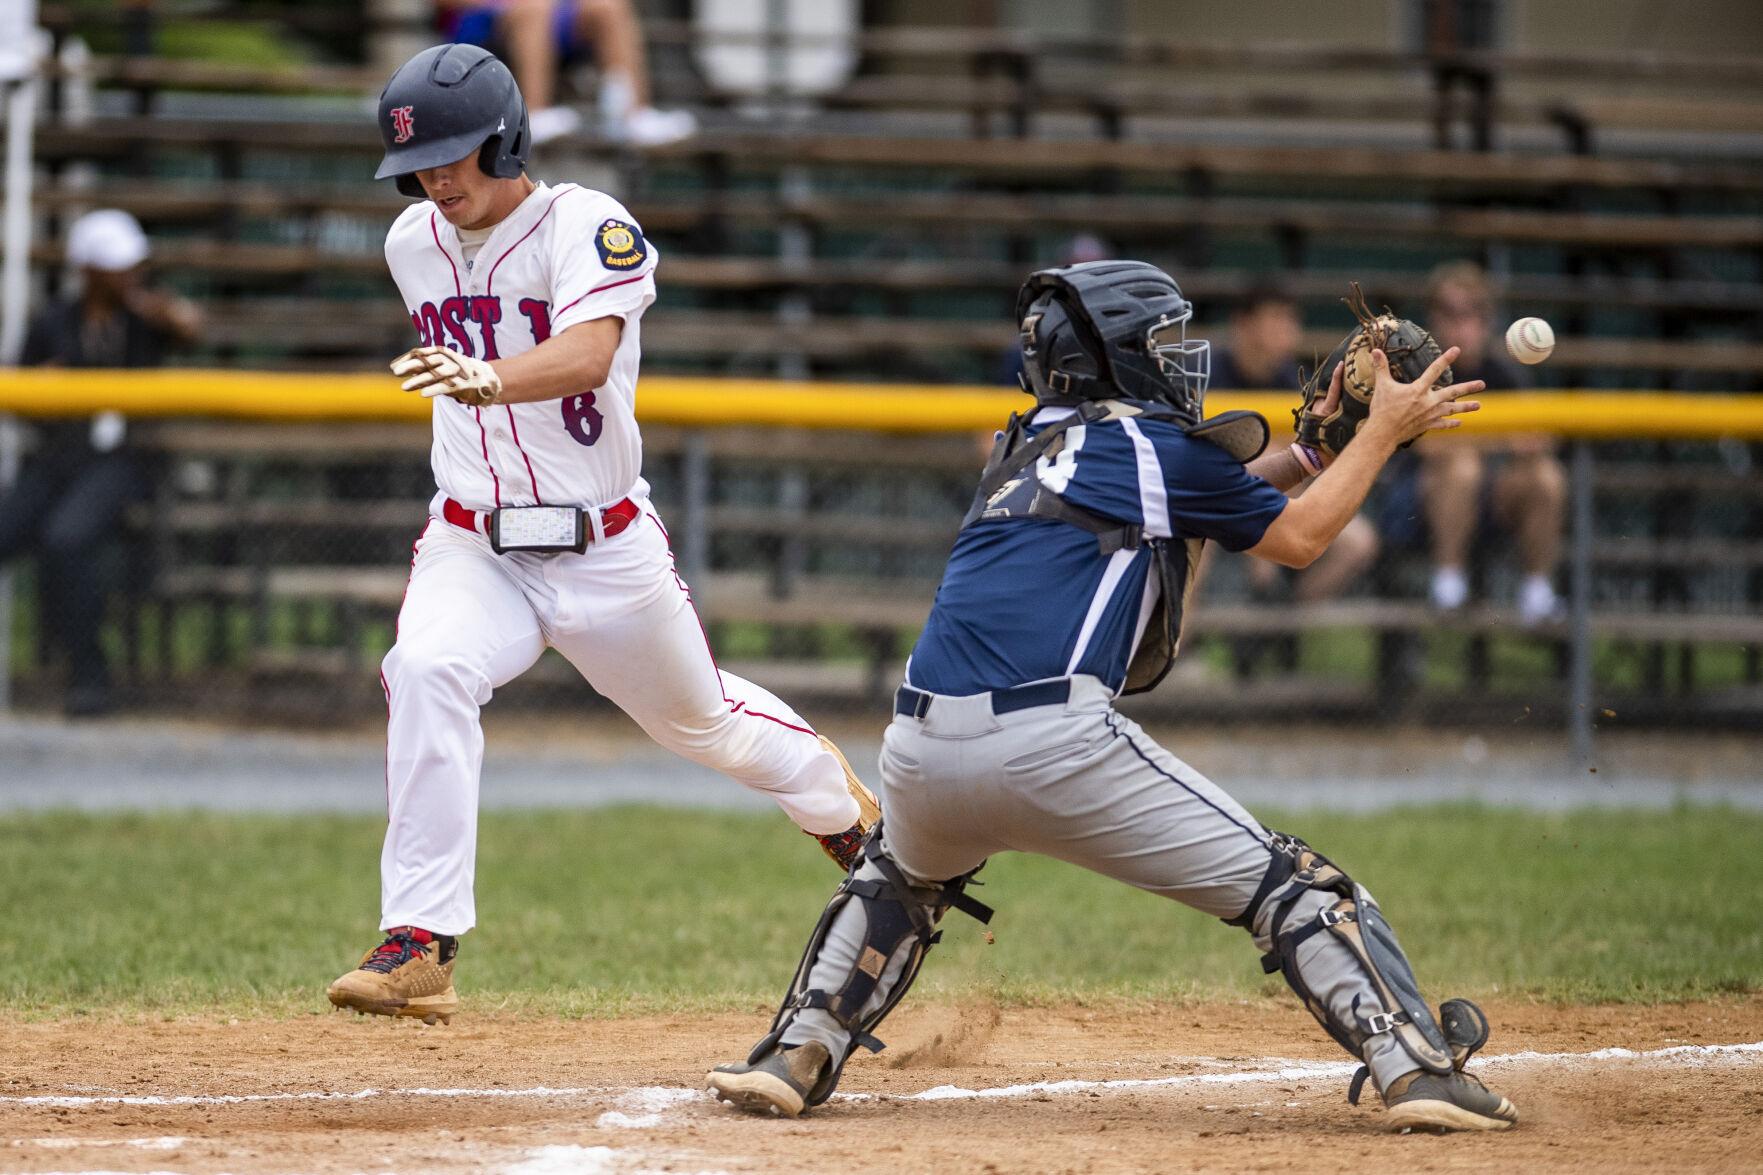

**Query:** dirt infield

left=3, top=997, right=1760, bottom=1173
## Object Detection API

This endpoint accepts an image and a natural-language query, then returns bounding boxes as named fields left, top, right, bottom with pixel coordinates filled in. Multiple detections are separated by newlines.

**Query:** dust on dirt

left=2, top=997, right=1760, bottom=1173
left=884, top=996, right=1003, bottom=1069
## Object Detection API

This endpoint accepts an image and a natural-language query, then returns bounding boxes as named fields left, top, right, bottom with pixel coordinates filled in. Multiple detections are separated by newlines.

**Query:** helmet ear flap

left=478, top=134, right=503, bottom=179
left=395, top=173, right=425, bottom=198
left=477, top=106, right=530, bottom=181
left=1020, top=294, right=1106, bottom=405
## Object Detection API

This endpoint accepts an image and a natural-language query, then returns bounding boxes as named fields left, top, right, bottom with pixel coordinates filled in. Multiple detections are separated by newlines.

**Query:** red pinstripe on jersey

left=473, top=406, right=503, bottom=507
left=504, top=405, right=542, bottom=503
left=429, top=212, right=460, bottom=297
left=552, top=271, right=650, bottom=323
left=432, top=211, right=505, bottom=506
left=482, top=188, right=580, bottom=504
left=485, top=186, right=579, bottom=297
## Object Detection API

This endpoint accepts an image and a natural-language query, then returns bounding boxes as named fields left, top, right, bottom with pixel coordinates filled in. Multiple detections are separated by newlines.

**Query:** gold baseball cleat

left=326, top=927, right=459, bottom=1024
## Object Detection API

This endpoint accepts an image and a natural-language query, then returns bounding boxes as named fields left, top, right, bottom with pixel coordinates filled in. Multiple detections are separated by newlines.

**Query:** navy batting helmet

left=375, top=44, right=530, bottom=199
left=1015, top=260, right=1211, bottom=424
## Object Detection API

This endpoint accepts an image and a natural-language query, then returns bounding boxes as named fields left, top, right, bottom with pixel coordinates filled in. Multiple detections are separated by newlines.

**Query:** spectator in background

left=1211, top=282, right=1380, bottom=617
left=1209, top=280, right=1304, bottom=394
left=1382, top=262, right=1565, bottom=625
left=435, top=0, right=697, bottom=146
left=9, top=210, right=203, bottom=716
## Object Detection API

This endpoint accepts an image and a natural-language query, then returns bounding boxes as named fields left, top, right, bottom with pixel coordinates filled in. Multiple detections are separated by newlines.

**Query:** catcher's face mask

left=1149, top=307, right=1210, bottom=418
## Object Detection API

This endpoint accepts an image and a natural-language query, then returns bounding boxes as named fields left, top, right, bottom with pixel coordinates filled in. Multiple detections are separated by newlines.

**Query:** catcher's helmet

left=1015, top=260, right=1211, bottom=424
left=375, top=44, right=530, bottom=199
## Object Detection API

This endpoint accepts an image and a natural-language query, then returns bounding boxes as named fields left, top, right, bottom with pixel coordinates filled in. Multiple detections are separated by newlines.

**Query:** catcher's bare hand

left=391, top=345, right=504, bottom=407
left=1365, top=345, right=1482, bottom=446
left=1313, top=360, right=1345, bottom=418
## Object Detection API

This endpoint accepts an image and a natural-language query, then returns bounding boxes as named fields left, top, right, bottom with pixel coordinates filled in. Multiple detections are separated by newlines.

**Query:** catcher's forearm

left=1246, top=447, right=1309, bottom=493
left=1283, top=427, right=1398, bottom=549
left=1248, top=426, right=1397, bottom=567
left=491, top=317, right=623, bottom=405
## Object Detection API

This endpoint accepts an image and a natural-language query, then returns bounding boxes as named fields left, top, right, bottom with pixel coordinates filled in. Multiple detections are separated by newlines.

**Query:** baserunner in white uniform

left=327, top=44, right=878, bottom=1025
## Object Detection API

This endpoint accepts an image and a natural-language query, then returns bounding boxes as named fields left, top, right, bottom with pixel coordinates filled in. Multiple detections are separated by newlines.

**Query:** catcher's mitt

left=1294, top=283, right=1452, bottom=457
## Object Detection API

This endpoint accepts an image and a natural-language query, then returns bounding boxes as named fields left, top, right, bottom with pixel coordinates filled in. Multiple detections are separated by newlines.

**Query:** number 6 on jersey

left=563, top=392, right=602, bottom=446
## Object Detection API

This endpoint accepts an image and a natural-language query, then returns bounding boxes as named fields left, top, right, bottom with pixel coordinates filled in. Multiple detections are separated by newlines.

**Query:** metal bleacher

left=13, top=6, right=1763, bottom=730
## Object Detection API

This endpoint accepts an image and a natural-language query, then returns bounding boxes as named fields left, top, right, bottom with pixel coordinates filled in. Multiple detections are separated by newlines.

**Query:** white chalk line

left=867, top=1040, right=1763, bottom=1103
left=0, top=1084, right=609, bottom=1109
left=8, top=1138, right=186, bottom=1151
left=6, top=1150, right=733, bottom=1175
left=2, top=1040, right=1757, bottom=1112
left=503, top=1143, right=733, bottom=1175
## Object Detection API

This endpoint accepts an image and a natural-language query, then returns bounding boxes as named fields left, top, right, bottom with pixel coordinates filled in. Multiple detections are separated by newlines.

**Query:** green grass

left=0, top=805, right=1757, bottom=1019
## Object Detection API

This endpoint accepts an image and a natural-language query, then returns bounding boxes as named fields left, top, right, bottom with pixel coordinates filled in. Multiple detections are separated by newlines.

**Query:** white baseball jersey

left=384, top=181, right=659, bottom=511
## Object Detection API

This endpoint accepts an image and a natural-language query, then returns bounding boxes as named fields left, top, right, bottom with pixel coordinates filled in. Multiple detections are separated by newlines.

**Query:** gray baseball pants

left=778, top=675, right=1425, bottom=1093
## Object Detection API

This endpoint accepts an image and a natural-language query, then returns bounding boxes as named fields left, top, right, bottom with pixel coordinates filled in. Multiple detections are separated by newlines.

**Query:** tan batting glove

left=391, top=345, right=504, bottom=407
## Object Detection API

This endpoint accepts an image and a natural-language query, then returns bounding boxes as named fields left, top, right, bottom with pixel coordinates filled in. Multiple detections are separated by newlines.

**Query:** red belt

left=441, top=496, right=642, bottom=544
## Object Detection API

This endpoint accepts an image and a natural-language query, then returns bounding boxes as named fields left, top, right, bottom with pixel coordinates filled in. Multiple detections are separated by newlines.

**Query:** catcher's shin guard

left=1229, top=832, right=1474, bottom=1102
left=746, top=824, right=992, bottom=1108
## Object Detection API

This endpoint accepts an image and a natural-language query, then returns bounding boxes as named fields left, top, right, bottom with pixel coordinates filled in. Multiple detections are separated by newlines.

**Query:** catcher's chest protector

left=961, top=400, right=1247, bottom=695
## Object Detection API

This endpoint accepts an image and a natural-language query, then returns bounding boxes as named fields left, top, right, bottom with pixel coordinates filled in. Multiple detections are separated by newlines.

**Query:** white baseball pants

left=378, top=502, right=861, bottom=935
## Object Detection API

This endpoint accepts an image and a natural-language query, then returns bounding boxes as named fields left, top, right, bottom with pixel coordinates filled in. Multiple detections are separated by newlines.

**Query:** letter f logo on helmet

left=375, top=45, right=530, bottom=198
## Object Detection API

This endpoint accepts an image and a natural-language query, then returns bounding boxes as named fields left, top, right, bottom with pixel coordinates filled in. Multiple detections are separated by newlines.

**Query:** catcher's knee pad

left=750, top=824, right=992, bottom=1107
left=1229, top=831, right=1468, bottom=1100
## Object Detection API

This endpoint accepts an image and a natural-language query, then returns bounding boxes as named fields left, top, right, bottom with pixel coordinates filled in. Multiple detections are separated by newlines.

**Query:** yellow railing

left=2, top=369, right=1763, bottom=438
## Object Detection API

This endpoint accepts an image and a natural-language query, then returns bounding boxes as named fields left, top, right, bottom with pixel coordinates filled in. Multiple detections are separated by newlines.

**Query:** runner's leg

left=379, top=525, right=546, bottom=935
left=550, top=518, right=858, bottom=835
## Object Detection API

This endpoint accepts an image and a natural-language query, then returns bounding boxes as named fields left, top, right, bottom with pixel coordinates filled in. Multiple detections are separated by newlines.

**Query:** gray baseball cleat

left=1383, top=1068, right=1519, bottom=1133
left=706, top=1042, right=832, bottom=1118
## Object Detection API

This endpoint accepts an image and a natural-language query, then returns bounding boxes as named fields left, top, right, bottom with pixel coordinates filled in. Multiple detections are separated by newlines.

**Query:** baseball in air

left=1505, top=316, right=1555, bottom=365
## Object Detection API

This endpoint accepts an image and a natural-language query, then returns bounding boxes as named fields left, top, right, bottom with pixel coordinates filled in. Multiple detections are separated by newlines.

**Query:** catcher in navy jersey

left=704, top=261, right=1517, bottom=1135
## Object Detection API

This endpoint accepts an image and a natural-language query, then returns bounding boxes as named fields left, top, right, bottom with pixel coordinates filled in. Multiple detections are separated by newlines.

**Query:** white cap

left=67, top=209, right=150, bottom=272
left=0, top=0, right=42, bottom=85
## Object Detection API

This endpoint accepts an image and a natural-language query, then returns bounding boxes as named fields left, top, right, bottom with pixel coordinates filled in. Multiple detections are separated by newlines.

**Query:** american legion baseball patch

left=596, top=218, right=646, bottom=270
